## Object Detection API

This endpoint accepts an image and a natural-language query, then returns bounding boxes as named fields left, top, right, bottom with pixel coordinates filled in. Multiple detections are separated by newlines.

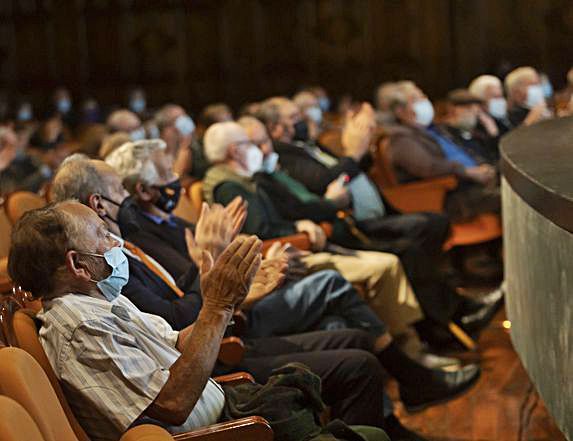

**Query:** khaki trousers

left=302, top=250, right=424, bottom=335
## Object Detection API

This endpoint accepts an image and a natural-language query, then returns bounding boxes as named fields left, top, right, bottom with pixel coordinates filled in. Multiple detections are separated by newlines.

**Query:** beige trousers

left=302, top=250, right=424, bottom=336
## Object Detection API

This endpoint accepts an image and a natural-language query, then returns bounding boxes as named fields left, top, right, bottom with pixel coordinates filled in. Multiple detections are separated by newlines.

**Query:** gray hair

left=8, top=201, right=81, bottom=298
left=255, top=97, right=289, bottom=127
left=154, top=104, right=181, bottom=131
left=504, top=66, right=538, bottom=98
left=105, top=139, right=166, bottom=193
left=203, top=121, right=248, bottom=163
left=52, top=154, right=110, bottom=204
left=468, top=75, right=502, bottom=100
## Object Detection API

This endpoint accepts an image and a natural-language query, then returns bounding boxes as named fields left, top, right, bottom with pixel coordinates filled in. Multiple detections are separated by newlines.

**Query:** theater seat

left=3, top=191, right=46, bottom=226
left=0, top=324, right=273, bottom=441
left=369, top=136, right=502, bottom=251
left=0, top=396, right=46, bottom=441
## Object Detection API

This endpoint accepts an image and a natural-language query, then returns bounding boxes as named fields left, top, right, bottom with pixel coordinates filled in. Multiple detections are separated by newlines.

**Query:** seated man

left=384, top=81, right=499, bottom=221
left=51, top=153, right=480, bottom=440
left=203, top=120, right=499, bottom=339
left=468, top=74, right=513, bottom=138
left=436, top=89, right=501, bottom=166
left=8, top=202, right=264, bottom=440
left=504, top=66, right=552, bottom=127
left=104, top=139, right=434, bottom=361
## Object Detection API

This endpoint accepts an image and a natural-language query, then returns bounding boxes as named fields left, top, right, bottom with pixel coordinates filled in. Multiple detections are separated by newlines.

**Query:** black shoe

left=400, top=364, right=481, bottom=412
left=457, top=293, right=503, bottom=333
left=383, top=415, right=428, bottom=441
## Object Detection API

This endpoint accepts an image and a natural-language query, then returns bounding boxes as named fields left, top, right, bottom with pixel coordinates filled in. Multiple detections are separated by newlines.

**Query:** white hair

left=203, top=121, right=248, bottom=163
left=105, top=139, right=166, bottom=189
left=567, top=67, right=573, bottom=86
left=504, top=67, right=538, bottom=98
left=468, top=75, right=502, bottom=100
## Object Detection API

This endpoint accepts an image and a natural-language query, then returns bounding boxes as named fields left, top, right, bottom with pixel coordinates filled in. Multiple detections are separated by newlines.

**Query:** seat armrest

left=172, top=416, right=273, bottom=441
left=382, top=175, right=459, bottom=213
left=120, top=424, right=175, bottom=441
left=217, top=337, right=245, bottom=367
left=214, top=372, right=255, bottom=386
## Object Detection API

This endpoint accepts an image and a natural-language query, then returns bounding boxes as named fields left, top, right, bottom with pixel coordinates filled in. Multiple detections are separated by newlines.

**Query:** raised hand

left=242, top=254, right=288, bottom=308
left=199, top=235, right=262, bottom=312
left=223, top=196, right=248, bottom=238
left=341, top=102, right=376, bottom=161
left=186, top=201, right=242, bottom=267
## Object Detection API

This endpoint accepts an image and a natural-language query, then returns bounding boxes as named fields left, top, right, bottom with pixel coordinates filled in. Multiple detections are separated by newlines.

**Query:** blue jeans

left=245, top=270, right=386, bottom=338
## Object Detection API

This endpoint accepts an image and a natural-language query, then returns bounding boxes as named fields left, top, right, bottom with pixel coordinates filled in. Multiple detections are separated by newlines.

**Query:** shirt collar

left=142, top=211, right=177, bottom=227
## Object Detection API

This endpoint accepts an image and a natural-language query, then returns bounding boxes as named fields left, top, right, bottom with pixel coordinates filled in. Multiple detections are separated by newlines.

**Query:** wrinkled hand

left=200, top=235, right=262, bottom=312
left=244, top=254, right=288, bottom=304
left=265, top=241, right=310, bottom=278
left=186, top=200, right=246, bottom=268
left=341, top=102, right=376, bottom=161
left=325, top=175, right=350, bottom=208
left=295, top=219, right=327, bottom=251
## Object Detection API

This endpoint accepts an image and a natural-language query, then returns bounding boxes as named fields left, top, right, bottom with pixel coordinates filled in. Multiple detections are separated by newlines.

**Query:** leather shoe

left=400, top=364, right=481, bottom=412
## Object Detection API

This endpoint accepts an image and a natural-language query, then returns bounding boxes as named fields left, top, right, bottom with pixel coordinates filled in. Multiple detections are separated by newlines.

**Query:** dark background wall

left=0, top=0, right=571, bottom=113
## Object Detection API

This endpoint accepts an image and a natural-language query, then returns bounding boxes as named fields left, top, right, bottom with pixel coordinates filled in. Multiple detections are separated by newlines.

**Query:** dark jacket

left=274, top=141, right=362, bottom=196
left=122, top=253, right=202, bottom=331
left=507, top=106, right=530, bottom=127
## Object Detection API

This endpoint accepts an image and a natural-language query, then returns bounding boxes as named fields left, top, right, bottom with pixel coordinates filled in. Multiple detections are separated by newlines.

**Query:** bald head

left=106, top=109, right=142, bottom=134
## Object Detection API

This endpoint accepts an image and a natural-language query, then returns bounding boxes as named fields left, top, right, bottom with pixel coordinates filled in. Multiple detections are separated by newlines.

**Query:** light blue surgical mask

left=130, top=98, right=146, bottom=113
left=79, top=247, right=129, bottom=301
left=318, top=97, right=330, bottom=112
left=413, top=99, right=435, bottom=127
left=57, top=98, right=71, bottom=114
left=306, top=106, right=323, bottom=125
left=17, top=106, right=32, bottom=122
left=174, top=114, right=195, bottom=137
left=130, top=127, right=146, bottom=141
left=262, top=151, right=279, bottom=173
left=526, top=85, right=545, bottom=109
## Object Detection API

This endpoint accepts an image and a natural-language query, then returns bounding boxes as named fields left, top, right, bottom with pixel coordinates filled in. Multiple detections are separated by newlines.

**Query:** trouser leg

left=246, top=270, right=386, bottom=338
left=238, top=329, right=391, bottom=426
left=302, top=250, right=423, bottom=335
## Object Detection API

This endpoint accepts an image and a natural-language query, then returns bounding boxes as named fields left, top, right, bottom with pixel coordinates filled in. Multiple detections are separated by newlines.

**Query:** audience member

left=50, top=153, right=480, bottom=440
left=468, top=74, right=512, bottom=137
left=385, top=82, right=499, bottom=220
left=99, top=132, right=131, bottom=159
left=504, top=66, right=551, bottom=126
left=203, top=121, right=501, bottom=341
left=293, top=91, right=323, bottom=141
left=106, top=109, right=145, bottom=141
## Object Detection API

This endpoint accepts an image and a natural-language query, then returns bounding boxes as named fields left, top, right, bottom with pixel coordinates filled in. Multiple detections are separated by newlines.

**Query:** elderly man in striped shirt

left=8, top=200, right=261, bottom=441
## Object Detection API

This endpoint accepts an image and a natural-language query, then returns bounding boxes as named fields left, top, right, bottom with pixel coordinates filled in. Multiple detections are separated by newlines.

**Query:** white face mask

left=413, top=99, right=435, bottom=127
left=242, top=144, right=264, bottom=177
left=525, top=85, right=545, bottom=109
left=174, top=114, right=195, bottom=137
left=306, top=106, right=323, bottom=125
left=130, top=127, right=146, bottom=141
left=262, top=151, right=279, bottom=173
left=488, top=97, right=507, bottom=119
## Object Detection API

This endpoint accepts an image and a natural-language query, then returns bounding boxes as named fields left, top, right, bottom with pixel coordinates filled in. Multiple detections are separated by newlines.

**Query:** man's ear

left=134, top=181, right=154, bottom=202
left=87, top=194, right=107, bottom=218
left=64, top=250, right=92, bottom=282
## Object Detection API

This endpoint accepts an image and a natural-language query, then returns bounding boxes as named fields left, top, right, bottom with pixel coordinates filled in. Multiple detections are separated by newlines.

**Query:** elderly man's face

left=92, top=161, right=130, bottom=233
left=514, top=74, right=541, bottom=105
left=450, top=103, right=479, bottom=131
left=277, top=101, right=301, bottom=142
left=243, top=121, right=274, bottom=157
left=58, top=201, right=121, bottom=297
left=483, top=84, right=504, bottom=101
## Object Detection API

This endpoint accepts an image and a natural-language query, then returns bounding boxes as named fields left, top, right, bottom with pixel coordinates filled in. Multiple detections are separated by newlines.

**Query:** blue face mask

left=57, top=98, right=71, bottom=114
left=79, top=247, right=129, bottom=301
left=130, top=98, right=146, bottom=113
left=318, top=97, right=330, bottom=112
left=174, top=114, right=195, bottom=137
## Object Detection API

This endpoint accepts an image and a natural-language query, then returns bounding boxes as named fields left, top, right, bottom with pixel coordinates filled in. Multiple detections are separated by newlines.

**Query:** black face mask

left=101, top=195, right=141, bottom=237
left=293, top=120, right=310, bottom=142
left=154, top=179, right=182, bottom=213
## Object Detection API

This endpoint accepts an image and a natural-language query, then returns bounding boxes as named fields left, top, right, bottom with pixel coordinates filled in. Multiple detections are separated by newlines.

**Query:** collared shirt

left=426, top=126, right=477, bottom=167
left=37, top=293, right=225, bottom=441
left=142, top=211, right=178, bottom=228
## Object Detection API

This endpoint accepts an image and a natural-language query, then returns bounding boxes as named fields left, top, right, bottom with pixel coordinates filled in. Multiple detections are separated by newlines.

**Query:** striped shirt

left=37, top=293, right=225, bottom=441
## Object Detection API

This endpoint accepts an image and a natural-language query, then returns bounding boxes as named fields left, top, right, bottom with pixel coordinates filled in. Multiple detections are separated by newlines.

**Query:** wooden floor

left=389, top=308, right=567, bottom=441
